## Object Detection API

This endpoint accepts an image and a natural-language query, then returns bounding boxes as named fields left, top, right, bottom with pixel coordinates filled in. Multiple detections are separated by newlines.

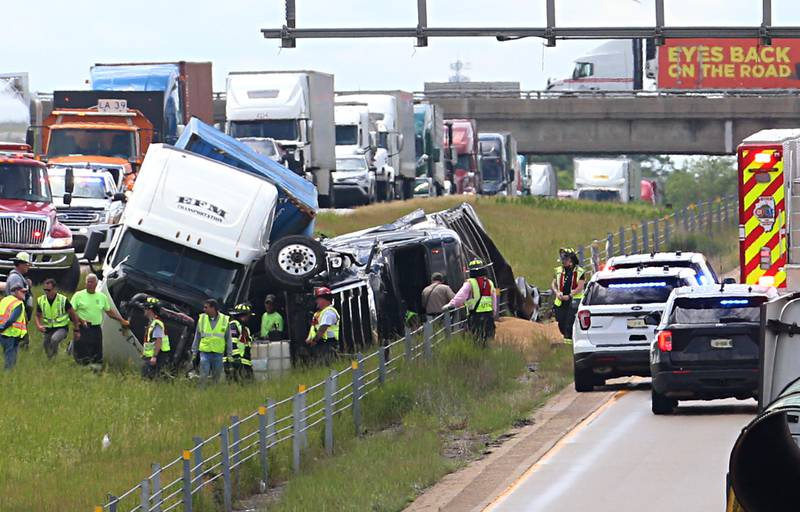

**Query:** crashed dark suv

left=650, top=284, right=775, bottom=415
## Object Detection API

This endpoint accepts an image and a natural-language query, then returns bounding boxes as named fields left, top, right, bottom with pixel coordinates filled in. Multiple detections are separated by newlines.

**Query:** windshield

left=669, top=296, right=766, bottom=324
left=578, top=189, right=621, bottom=202
left=336, top=158, right=367, bottom=172
left=481, top=159, right=503, bottom=182
left=47, top=129, right=134, bottom=159
left=377, top=132, right=389, bottom=149
left=336, top=125, right=358, bottom=146
left=240, top=139, right=277, bottom=157
left=456, top=154, right=472, bottom=171
left=0, top=164, right=51, bottom=202
left=113, top=229, right=242, bottom=302
left=51, top=175, right=108, bottom=199
left=230, top=120, right=298, bottom=141
left=584, top=276, right=685, bottom=306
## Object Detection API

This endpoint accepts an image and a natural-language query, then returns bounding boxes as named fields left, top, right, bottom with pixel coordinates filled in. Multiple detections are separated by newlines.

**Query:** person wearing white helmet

left=5, top=252, right=33, bottom=350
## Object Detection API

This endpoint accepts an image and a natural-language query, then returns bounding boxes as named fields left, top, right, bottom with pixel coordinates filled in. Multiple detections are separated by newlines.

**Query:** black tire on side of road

left=651, top=387, right=676, bottom=415
left=574, top=364, right=596, bottom=393
left=264, top=235, right=326, bottom=291
left=56, top=259, right=81, bottom=292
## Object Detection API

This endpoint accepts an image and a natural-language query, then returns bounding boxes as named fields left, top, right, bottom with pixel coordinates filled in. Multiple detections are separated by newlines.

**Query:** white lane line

left=488, top=392, right=646, bottom=512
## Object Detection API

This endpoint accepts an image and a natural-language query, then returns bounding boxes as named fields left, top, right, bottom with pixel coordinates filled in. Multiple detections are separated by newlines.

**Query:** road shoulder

left=405, top=385, right=617, bottom=512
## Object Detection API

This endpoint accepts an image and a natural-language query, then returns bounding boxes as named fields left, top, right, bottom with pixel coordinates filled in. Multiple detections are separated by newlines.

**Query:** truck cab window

left=573, top=62, right=594, bottom=79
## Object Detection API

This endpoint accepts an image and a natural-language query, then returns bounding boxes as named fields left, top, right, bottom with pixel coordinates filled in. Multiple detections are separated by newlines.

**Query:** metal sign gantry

left=263, top=0, right=795, bottom=48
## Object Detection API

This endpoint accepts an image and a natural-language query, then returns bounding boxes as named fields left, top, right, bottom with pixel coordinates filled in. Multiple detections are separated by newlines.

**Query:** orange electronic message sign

left=658, top=39, right=800, bottom=89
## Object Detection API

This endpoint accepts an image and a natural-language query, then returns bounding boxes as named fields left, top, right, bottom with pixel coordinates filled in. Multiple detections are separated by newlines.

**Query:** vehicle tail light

left=578, top=310, right=591, bottom=330
left=657, top=330, right=673, bottom=352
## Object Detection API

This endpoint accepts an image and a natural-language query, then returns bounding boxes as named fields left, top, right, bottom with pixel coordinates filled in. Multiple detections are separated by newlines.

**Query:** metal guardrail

left=413, top=89, right=800, bottom=100
left=98, top=297, right=512, bottom=512
left=537, top=195, right=738, bottom=319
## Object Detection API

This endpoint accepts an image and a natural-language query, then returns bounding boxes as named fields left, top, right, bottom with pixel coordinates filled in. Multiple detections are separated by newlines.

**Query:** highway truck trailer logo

left=738, top=145, right=786, bottom=288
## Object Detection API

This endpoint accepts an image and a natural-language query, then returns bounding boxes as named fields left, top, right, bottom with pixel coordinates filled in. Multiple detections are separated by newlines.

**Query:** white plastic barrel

left=267, top=341, right=291, bottom=373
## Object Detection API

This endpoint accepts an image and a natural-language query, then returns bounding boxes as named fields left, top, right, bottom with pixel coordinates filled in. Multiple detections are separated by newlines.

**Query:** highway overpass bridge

left=212, top=91, right=800, bottom=156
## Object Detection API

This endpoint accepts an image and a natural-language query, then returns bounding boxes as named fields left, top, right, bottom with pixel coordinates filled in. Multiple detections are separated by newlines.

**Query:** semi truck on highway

left=0, top=143, right=79, bottom=290
left=413, top=102, right=446, bottom=197
left=478, top=132, right=518, bottom=195
left=574, top=158, right=640, bottom=203
left=226, top=71, right=337, bottom=208
left=337, top=90, right=416, bottom=201
left=90, top=61, right=214, bottom=143
left=526, top=162, right=557, bottom=197
left=444, top=119, right=479, bottom=194
left=549, top=38, right=800, bottom=91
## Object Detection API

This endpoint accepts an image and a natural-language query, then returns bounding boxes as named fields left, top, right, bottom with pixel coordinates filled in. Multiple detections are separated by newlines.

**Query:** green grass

left=317, top=196, right=661, bottom=287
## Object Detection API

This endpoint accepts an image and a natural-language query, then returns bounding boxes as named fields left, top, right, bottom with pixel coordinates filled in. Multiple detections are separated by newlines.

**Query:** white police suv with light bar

left=573, top=266, right=698, bottom=392
left=650, top=283, right=776, bottom=415
left=605, top=251, right=719, bottom=286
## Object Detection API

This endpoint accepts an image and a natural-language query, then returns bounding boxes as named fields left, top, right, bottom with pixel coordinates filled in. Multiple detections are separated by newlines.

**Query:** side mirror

left=62, top=192, right=72, bottom=206
left=723, top=277, right=737, bottom=285
left=64, top=166, right=75, bottom=194
left=83, top=230, right=104, bottom=262
left=645, top=311, right=662, bottom=326
left=25, top=127, right=34, bottom=149
left=397, top=133, right=404, bottom=150
left=112, top=192, right=126, bottom=202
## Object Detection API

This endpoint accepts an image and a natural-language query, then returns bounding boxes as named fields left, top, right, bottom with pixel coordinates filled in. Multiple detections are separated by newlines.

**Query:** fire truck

left=737, top=129, right=800, bottom=290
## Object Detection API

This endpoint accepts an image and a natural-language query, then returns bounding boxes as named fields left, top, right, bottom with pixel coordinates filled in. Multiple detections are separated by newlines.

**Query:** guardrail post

left=139, top=480, right=149, bottom=512
left=220, top=426, right=232, bottom=512
left=683, top=206, right=689, bottom=231
left=231, top=415, right=240, bottom=476
left=192, top=437, right=203, bottom=482
left=698, top=202, right=704, bottom=231
left=589, top=244, right=599, bottom=272
left=266, top=398, right=276, bottom=446
left=324, top=370, right=335, bottom=456
left=642, top=221, right=649, bottom=252
left=631, top=225, right=638, bottom=253
left=292, top=389, right=302, bottom=473
left=258, top=405, right=269, bottom=488
left=378, top=343, right=387, bottom=384
left=443, top=309, right=452, bottom=339
left=299, top=385, right=308, bottom=449
left=423, top=320, right=433, bottom=359
left=151, top=463, right=162, bottom=512
left=708, top=201, right=714, bottom=232
left=716, top=200, right=722, bottom=229
left=664, top=217, right=671, bottom=247
left=619, top=226, right=625, bottom=255
left=577, top=245, right=585, bottom=267
left=606, top=233, right=614, bottom=258
left=182, top=450, right=193, bottom=512
left=404, top=325, right=412, bottom=362
left=654, top=219, right=660, bottom=252
left=107, top=494, right=118, bottom=512
left=352, top=355, right=363, bottom=436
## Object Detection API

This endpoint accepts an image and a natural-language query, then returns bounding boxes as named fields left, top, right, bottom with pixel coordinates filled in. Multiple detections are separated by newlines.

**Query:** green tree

left=664, top=156, right=736, bottom=207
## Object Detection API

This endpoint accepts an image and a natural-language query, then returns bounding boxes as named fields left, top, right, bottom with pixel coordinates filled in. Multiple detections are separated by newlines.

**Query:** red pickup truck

left=0, top=143, right=79, bottom=290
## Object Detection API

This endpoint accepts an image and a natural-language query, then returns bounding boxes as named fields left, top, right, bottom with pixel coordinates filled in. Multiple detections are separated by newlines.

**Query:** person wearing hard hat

left=191, top=298, right=233, bottom=384
left=5, top=252, right=33, bottom=350
left=0, top=285, right=28, bottom=370
left=260, top=295, right=284, bottom=341
left=444, top=259, right=497, bottom=346
left=229, top=302, right=254, bottom=381
left=551, top=247, right=586, bottom=344
left=141, top=298, right=171, bottom=379
left=306, top=287, right=339, bottom=364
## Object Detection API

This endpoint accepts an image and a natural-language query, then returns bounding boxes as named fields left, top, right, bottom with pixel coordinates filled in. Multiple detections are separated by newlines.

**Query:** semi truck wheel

left=264, top=235, right=326, bottom=291
left=57, top=259, right=81, bottom=292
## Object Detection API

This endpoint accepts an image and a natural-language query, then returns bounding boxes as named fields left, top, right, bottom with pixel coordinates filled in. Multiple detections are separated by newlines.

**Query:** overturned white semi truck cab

left=97, top=145, right=280, bottom=365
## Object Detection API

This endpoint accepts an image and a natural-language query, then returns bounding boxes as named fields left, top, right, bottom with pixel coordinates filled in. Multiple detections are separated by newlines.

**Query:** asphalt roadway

left=486, top=379, right=756, bottom=512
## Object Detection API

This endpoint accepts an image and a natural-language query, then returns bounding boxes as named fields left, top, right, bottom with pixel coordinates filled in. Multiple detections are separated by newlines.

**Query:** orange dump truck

left=42, top=96, right=153, bottom=191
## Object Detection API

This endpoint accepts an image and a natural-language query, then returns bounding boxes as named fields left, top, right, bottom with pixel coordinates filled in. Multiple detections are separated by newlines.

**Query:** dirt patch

left=494, top=318, right=562, bottom=361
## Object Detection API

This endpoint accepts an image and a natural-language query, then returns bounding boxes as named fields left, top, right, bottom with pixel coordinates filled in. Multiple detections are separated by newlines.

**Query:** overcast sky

left=4, top=0, right=800, bottom=93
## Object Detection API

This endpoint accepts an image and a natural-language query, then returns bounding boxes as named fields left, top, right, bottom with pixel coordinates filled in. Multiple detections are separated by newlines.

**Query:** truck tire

left=264, top=235, right=326, bottom=291
left=57, top=259, right=81, bottom=292
left=651, top=388, right=677, bottom=415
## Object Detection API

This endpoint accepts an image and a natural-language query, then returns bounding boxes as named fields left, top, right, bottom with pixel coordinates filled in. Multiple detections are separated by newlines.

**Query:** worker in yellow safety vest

left=260, top=294, right=284, bottom=341
left=142, top=297, right=171, bottom=379
left=35, top=278, right=81, bottom=359
left=551, top=247, right=586, bottom=344
left=0, top=285, right=28, bottom=370
left=306, top=287, right=339, bottom=365
left=191, top=299, right=232, bottom=384
left=228, top=302, right=254, bottom=381
left=444, top=259, right=497, bottom=346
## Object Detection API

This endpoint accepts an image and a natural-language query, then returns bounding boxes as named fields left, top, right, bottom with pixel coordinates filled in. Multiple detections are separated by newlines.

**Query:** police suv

left=573, top=266, right=698, bottom=392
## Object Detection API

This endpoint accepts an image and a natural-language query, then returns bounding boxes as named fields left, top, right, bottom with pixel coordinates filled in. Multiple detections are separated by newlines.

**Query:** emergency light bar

left=607, top=281, right=668, bottom=289
left=54, top=110, right=136, bottom=118
left=720, top=299, right=750, bottom=306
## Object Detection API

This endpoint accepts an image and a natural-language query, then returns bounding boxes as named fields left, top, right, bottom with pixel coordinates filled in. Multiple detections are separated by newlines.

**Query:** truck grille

left=0, top=216, right=49, bottom=247
left=56, top=208, right=102, bottom=227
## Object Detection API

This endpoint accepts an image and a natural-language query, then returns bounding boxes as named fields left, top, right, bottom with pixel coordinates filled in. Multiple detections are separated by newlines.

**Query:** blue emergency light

left=608, top=281, right=668, bottom=289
